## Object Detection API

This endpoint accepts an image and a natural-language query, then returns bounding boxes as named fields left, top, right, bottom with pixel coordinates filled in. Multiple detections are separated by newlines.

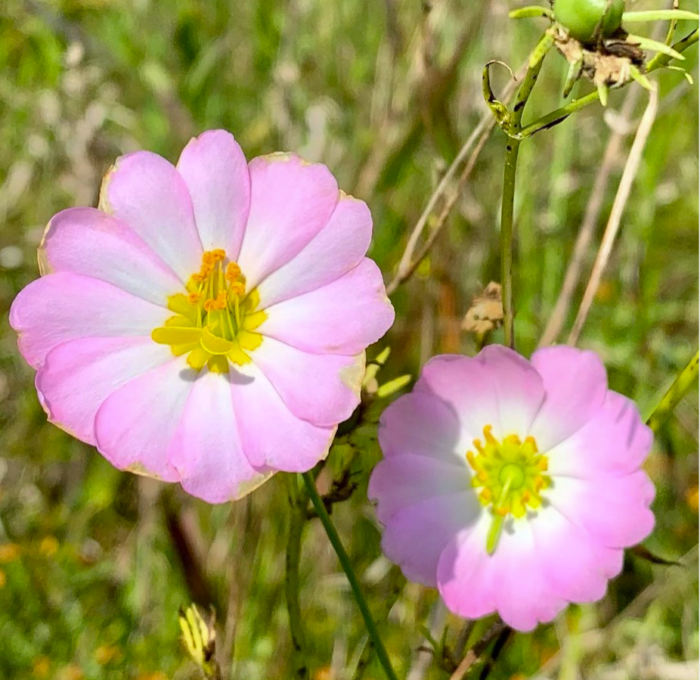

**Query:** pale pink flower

left=369, top=345, right=654, bottom=631
left=11, top=130, right=394, bottom=503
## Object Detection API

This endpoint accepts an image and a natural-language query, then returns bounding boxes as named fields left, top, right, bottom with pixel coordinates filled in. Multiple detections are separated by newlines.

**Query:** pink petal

left=529, top=346, right=608, bottom=451
left=10, top=273, right=171, bottom=369
left=548, top=390, right=653, bottom=479
left=256, top=194, right=372, bottom=307
left=38, top=207, right=181, bottom=304
left=548, top=472, right=655, bottom=548
left=229, top=361, right=336, bottom=472
left=251, top=337, right=363, bottom=427
left=381, top=492, right=479, bottom=587
left=177, top=130, right=251, bottom=257
left=437, top=520, right=497, bottom=620
left=100, top=151, right=203, bottom=280
left=237, top=153, right=339, bottom=289
left=94, top=358, right=196, bottom=482
left=378, top=392, right=470, bottom=466
left=37, top=337, right=174, bottom=445
left=492, top=528, right=567, bottom=631
left=437, top=519, right=566, bottom=631
left=416, top=347, right=545, bottom=442
left=531, top=508, right=624, bottom=603
left=259, top=259, right=394, bottom=355
left=368, top=454, right=471, bottom=525
left=168, top=368, right=272, bottom=503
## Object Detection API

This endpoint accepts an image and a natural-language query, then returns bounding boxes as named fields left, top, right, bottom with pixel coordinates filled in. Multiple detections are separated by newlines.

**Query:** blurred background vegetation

left=0, top=0, right=698, bottom=678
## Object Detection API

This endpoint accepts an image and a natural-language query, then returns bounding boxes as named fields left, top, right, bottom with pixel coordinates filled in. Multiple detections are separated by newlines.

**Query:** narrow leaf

left=623, top=9, right=699, bottom=23
left=628, top=33, right=686, bottom=60
left=646, top=350, right=699, bottom=432
left=509, top=5, right=554, bottom=20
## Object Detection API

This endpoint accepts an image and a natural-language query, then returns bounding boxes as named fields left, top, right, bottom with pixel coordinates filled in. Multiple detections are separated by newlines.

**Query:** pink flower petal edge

left=369, top=345, right=654, bottom=631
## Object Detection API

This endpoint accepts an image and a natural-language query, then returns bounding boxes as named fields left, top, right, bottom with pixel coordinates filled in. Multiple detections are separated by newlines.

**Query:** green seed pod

left=553, top=0, right=626, bottom=43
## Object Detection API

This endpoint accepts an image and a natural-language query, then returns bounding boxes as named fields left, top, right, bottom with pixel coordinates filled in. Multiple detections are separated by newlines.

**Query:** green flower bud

left=554, top=0, right=625, bottom=42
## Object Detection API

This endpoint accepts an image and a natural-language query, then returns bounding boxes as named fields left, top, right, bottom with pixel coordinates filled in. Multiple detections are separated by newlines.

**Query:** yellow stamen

left=465, top=424, right=550, bottom=555
left=152, top=250, right=266, bottom=369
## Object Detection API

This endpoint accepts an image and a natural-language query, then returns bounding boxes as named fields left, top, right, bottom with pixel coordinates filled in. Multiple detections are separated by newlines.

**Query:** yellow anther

left=230, top=281, right=246, bottom=297
left=225, top=262, right=241, bottom=281
left=187, top=292, right=201, bottom=305
left=537, top=458, right=548, bottom=472
left=496, top=506, right=508, bottom=517
left=191, top=273, right=204, bottom=283
left=477, top=470, right=488, bottom=483
left=466, top=451, right=479, bottom=470
left=211, top=249, right=226, bottom=262
left=504, top=434, right=522, bottom=446
left=534, top=476, right=544, bottom=490
left=524, top=436, right=538, bottom=452
left=479, top=488, right=492, bottom=503
left=483, top=424, right=496, bottom=443
left=203, top=299, right=217, bottom=312
left=202, top=251, right=216, bottom=265
left=521, top=490, right=531, bottom=503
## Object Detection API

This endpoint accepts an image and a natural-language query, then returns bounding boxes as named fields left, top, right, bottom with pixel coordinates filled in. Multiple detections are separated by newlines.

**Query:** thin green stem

left=517, top=29, right=698, bottom=140
left=501, top=140, right=519, bottom=349
left=301, top=472, right=399, bottom=680
left=500, top=50, right=545, bottom=348
left=352, top=567, right=404, bottom=680
left=285, top=475, right=310, bottom=679
left=646, top=350, right=699, bottom=432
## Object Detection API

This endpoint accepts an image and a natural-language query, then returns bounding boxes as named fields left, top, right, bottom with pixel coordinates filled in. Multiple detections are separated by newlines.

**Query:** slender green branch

left=285, top=475, right=310, bottom=679
left=500, top=46, right=547, bottom=348
left=646, top=350, right=699, bottom=432
left=500, top=141, right=519, bottom=349
left=301, top=472, right=399, bottom=680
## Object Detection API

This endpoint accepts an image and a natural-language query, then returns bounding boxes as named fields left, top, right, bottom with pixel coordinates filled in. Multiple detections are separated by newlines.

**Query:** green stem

left=645, top=350, right=699, bottom=432
left=301, top=472, right=399, bottom=680
left=500, top=51, right=546, bottom=348
left=352, top=567, right=404, bottom=680
left=518, top=29, right=698, bottom=140
left=501, top=140, right=519, bottom=349
left=285, top=475, right=310, bottom=679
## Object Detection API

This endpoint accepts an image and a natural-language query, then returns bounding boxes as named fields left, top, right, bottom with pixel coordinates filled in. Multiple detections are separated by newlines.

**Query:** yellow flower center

left=151, top=249, right=266, bottom=373
left=466, top=425, right=550, bottom=555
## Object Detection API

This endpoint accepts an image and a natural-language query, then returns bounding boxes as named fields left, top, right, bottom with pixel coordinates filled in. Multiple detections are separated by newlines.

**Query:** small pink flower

left=11, top=130, right=394, bottom=503
left=369, top=345, right=654, bottom=632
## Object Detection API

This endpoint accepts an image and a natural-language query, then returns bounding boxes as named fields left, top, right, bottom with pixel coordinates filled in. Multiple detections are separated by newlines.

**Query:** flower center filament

left=466, top=425, right=550, bottom=555
left=151, top=250, right=266, bottom=372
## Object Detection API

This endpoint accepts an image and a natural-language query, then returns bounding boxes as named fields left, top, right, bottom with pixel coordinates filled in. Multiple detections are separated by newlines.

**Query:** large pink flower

left=369, top=345, right=654, bottom=632
left=11, top=130, right=394, bottom=503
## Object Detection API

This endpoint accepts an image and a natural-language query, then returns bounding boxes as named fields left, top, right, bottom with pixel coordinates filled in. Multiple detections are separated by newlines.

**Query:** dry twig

left=387, top=64, right=526, bottom=295
left=538, top=87, right=642, bottom=346
left=567, top=85, right=659, bottom=345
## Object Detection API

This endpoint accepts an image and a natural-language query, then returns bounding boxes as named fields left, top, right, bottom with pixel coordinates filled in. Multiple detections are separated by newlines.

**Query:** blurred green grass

left=0, top=0, right=698, bottom=678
